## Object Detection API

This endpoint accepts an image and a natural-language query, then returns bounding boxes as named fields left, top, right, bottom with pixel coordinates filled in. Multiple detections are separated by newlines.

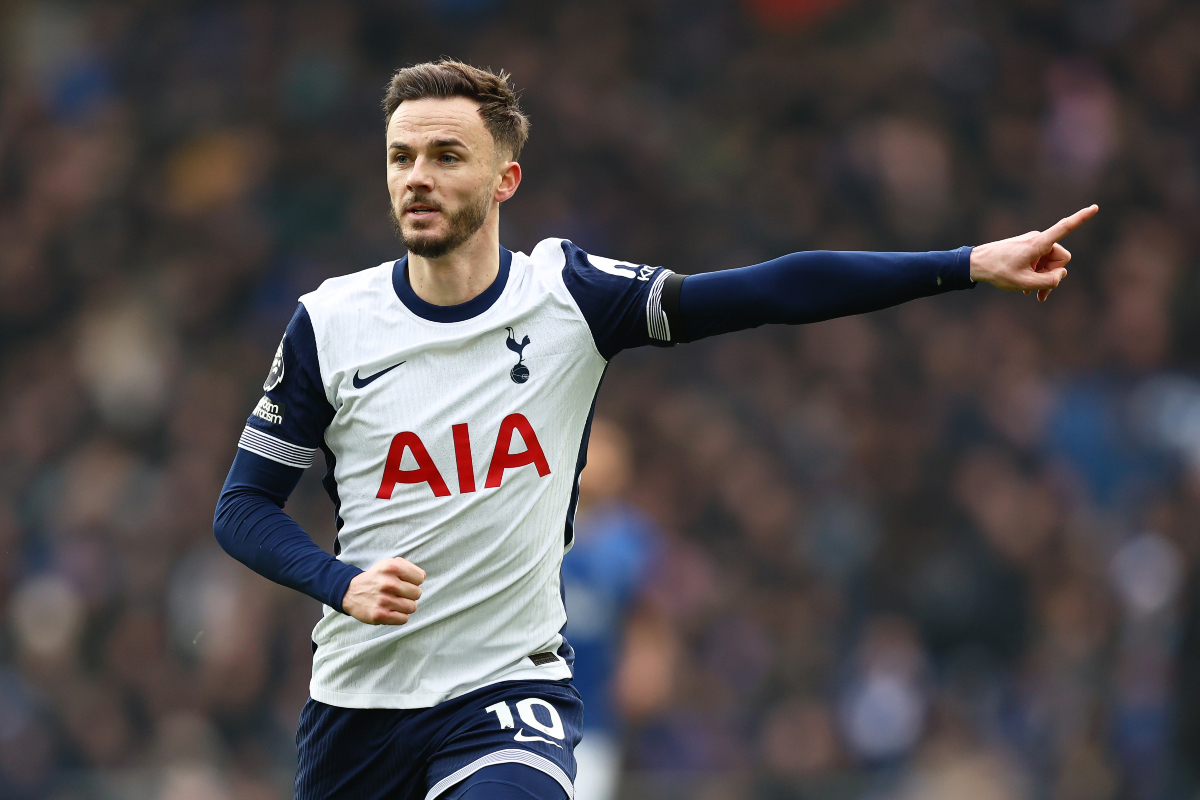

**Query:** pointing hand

left=342, top=557, right=426, bottom=625
left=968, top=205, right=1099, bottom=302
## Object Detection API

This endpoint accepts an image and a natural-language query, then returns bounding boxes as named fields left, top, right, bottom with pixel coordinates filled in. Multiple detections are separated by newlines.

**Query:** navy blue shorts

left=295, top=679, right=583, bottom=800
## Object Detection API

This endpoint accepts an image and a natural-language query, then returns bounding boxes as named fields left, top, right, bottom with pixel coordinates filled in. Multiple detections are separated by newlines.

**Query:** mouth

left=404, top=203, right=441, bottom=218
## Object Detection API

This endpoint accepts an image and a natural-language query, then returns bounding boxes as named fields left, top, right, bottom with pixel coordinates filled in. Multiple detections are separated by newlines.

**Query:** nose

left=406, top=155, right=435, bottom=193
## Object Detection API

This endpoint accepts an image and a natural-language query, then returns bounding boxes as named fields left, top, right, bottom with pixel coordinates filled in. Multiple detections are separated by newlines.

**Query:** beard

left=390, top=188, right=492, bottom=259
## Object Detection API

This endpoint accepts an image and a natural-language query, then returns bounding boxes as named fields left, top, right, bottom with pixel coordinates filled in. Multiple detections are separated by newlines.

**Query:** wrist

left=334, top=567, right=365, bottom=615
left=968, top=243, right=987, bottom=283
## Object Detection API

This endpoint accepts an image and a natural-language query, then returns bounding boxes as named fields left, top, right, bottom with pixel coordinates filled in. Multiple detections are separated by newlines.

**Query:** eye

left=393, top=154, right=410, bottom=165
left=439, top=153, right=458, bottom=164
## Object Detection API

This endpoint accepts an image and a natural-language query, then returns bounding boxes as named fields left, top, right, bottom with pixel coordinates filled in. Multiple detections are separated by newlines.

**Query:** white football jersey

left=236, top=239, right=674, bottom=709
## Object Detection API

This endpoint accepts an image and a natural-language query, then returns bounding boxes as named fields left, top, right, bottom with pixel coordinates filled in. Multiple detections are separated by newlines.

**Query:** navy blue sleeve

left=560, top=241, right=676, bottom=360
left=214, top=450, right=362, bottom=612
left=675, top=247, right=975, bottom=342
left=242, top=303, right=333, bottom=455
left=214, top=304, right=359, bottom=612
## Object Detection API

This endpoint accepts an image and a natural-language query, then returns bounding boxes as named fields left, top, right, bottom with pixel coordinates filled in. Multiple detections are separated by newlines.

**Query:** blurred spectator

left=838, top=615, right=929, bottom=764
left=564, top=418, right=664, bottom=800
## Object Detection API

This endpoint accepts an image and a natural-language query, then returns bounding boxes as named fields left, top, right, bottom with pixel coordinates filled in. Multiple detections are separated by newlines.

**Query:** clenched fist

left=970, top=205, right=1098, bottom=302
left=342, top=557, right=426, bottom=625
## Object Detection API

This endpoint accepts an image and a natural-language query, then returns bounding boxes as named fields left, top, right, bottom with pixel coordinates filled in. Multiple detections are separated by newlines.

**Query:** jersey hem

left=308, top=662, right=575, bottom=709
left=425, top=749, right=573, bottom=800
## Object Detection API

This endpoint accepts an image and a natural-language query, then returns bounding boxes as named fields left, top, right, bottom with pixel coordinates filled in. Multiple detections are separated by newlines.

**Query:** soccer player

left=214, top=60, right=1097, bottom=800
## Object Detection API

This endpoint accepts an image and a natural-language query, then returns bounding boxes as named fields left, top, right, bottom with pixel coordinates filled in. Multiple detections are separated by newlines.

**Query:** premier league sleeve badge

left=264, top=337, right=286, bottom=391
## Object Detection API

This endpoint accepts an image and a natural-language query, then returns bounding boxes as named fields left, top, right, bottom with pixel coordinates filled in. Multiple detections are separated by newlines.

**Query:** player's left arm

left=967, top=205, right=1097, bottom=301
left=667, top=205, right=1097, bottom=343
left=559, top=206, right=1096, bottom=357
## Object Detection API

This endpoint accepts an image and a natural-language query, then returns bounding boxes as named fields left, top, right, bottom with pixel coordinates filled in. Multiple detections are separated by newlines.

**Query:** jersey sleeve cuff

left=954, top=245, right=976, bottom=288
left=326, top=562, right=363, bottom=614
left=645, top=269, right=675, bottom=342
left=238, top=425, right=318, bottom=469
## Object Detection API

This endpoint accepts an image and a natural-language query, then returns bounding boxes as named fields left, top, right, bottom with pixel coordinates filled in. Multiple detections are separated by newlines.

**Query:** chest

left=317, top=300, right=605, bottom=482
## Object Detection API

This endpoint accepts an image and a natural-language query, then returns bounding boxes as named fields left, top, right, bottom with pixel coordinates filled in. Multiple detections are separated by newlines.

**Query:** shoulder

left=299, top=262, right=395, bottom=321
left=558, top=240, right=661, bottom=284
left=528, top=237, right=570, bottom=268
left=524, top=238, right=662, bottom=286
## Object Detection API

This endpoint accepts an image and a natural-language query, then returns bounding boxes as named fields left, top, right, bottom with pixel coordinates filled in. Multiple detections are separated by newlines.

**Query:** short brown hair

left=383, top=60, right=529, bottom=160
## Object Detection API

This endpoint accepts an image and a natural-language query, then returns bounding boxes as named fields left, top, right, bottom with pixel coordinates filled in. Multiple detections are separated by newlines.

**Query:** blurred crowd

left=1, top=0, right=1199, bottom=798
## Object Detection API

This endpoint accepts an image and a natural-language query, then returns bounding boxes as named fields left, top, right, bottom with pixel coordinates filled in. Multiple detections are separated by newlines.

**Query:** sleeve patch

left=251, top=396, right=286, bottom=425
left=238, top=425, right=316, bottom=469
left=263, top=337, right=285, bottom=390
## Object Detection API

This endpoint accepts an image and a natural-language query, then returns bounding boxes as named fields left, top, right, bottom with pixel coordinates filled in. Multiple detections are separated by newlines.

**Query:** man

left=560, top=418, right=663, bottom=800
left=214, top=60, right=1096, bottom=800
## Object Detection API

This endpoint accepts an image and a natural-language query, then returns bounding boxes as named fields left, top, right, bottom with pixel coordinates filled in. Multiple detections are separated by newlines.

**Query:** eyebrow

left=388, top=138, right=469, bottom=151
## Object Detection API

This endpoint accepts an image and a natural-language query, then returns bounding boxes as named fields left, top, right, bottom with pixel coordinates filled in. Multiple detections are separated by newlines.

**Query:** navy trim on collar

left=391, top=247, right=512, bottom=323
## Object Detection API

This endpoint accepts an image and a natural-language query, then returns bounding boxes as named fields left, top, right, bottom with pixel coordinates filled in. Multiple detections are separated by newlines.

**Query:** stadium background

left=2, top=0, right=1200, bottom=798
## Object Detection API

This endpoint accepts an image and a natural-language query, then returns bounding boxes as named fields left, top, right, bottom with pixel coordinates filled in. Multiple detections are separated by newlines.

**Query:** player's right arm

left=213, top=304, right=421, bottom=625
left=340, top=558, right=425, bottom=624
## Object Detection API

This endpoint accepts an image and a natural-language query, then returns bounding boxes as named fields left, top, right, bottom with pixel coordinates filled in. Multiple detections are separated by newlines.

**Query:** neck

left=407, top=212, right=501, bottom=306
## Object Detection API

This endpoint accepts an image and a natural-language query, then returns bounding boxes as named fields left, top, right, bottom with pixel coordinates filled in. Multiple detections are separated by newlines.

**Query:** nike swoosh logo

left=514, top=729, right=562, bottom=748
left=352, top=362, right=405, bottom=389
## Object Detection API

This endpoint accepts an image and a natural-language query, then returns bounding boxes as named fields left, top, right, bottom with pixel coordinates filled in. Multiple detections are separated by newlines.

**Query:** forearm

left=676, top=247, right=974, bottom=342
left=213, top=450, right=361, bottom=612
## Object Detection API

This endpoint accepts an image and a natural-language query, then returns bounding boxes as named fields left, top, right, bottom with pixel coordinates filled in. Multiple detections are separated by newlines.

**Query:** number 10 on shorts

left=485, top=698, right=565, bottom=740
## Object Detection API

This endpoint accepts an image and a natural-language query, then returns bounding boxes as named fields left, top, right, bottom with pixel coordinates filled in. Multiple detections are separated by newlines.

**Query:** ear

left=494, top=160, right=521, bottom=203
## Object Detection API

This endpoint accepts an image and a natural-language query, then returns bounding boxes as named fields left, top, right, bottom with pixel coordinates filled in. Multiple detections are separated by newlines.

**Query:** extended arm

left=668, top=205, right=1098, bottom=342
left=673, top=248, right=973, bottom=342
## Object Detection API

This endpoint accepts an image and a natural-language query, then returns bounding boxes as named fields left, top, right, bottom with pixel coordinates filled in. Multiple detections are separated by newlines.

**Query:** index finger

left=1037, top=204, right=1099, bottom=247
left=380, top=557, right=426, bottom=584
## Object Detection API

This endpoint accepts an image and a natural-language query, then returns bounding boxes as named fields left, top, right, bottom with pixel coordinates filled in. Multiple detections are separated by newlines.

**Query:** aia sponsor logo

left=376, top=413, right=550, bottom=499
